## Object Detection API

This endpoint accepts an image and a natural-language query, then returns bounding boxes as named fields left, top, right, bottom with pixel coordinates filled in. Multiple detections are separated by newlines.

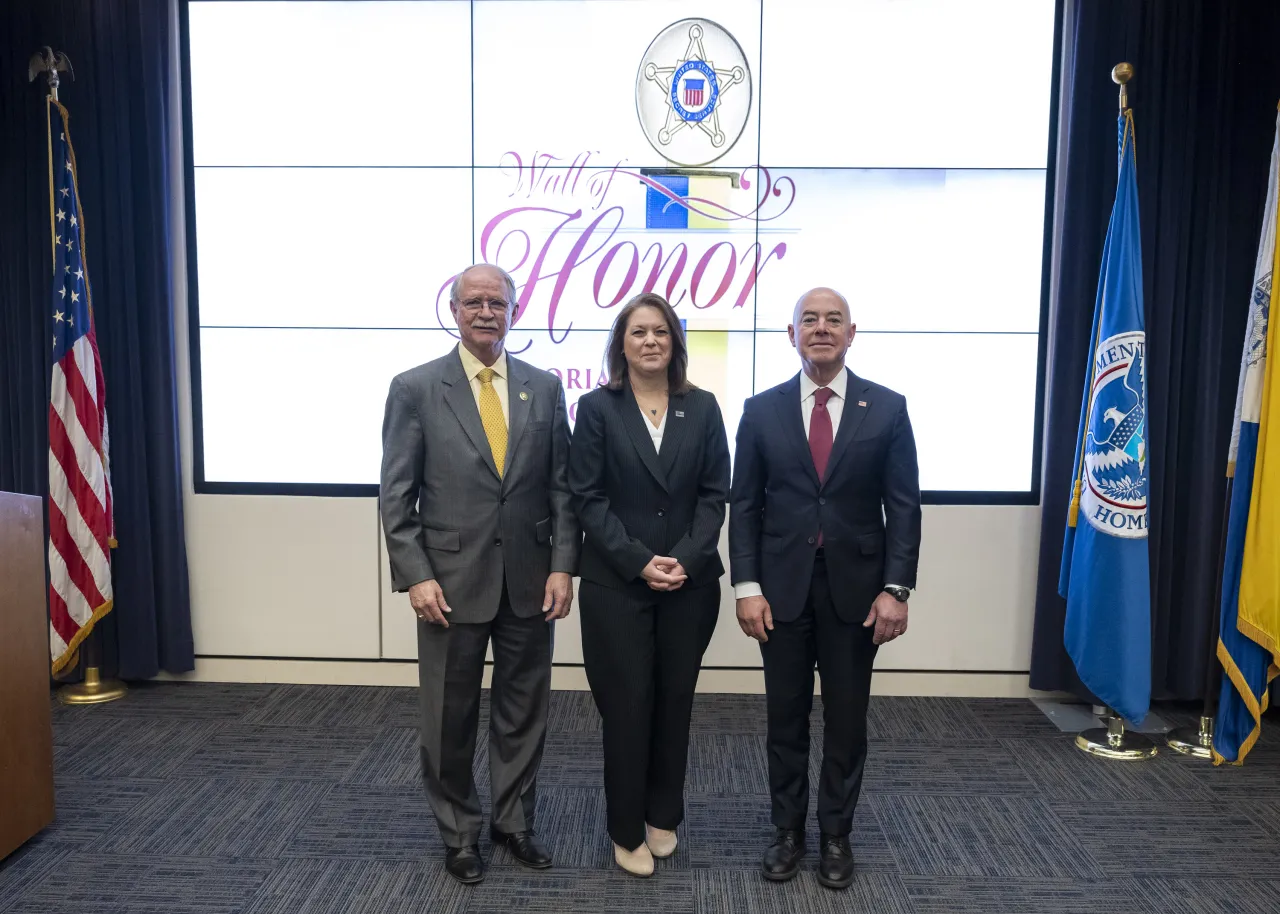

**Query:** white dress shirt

left=799, top=367, right=847, bottom=438
left=640, top=402, right=668, bottom=452
left=735, top=369, right=905, bottom=601
left=457, top=345, right=510, bottom=426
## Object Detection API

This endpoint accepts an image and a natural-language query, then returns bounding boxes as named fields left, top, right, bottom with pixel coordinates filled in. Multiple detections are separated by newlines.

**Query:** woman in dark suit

left=569, top=292, right=730, bottom=876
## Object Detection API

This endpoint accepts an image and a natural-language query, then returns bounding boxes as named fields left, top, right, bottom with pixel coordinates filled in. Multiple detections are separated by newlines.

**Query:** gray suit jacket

left=379, top=345, right=580, bottom=623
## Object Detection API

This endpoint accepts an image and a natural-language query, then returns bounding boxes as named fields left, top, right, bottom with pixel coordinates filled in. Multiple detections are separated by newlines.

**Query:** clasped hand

left=642, top=555, right=687, bottom=591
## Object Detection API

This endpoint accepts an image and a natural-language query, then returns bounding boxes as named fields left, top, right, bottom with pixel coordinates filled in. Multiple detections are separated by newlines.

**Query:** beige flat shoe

left=645, top=824, right=678, bottom=858
left=613, top=841, right=655, bottom=877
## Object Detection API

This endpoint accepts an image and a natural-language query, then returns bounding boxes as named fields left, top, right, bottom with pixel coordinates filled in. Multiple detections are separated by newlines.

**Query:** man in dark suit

left=380, top=263, right=580, bottom=884
left=729, top=287, right=921, bottom=890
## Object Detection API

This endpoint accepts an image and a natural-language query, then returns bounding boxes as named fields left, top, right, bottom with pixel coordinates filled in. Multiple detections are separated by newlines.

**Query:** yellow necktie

left=476, top=367, right=507, bottom=477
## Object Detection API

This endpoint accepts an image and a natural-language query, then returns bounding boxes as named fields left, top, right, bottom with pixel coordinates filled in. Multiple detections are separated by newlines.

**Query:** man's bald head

left=792, top=287, right=851, bottom=327
left=789, top=286, right=855, bottom=381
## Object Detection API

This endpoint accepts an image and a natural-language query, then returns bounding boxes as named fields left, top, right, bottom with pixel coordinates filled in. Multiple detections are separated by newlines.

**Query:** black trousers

left=759, top=554, right=879, bottom=837
left=417, top=580, right=553, bottom=847
left=579, top=580, right=719, bottom=851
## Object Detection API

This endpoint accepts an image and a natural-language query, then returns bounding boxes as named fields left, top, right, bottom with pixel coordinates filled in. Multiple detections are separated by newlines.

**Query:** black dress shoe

left=490, top=828, right=553, bottom=869
left=444, top=845, right=485, bottom=884
left=761, top=828, right=806, bottom=882
left=817, top=833, right=855, bottom=889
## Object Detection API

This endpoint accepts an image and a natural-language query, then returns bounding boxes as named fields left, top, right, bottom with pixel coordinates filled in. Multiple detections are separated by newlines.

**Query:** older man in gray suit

left=380, top=263, right=579, bottom=885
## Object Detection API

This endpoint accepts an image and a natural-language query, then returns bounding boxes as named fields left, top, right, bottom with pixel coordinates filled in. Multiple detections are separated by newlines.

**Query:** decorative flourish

left=617, top=165, right=796, bottom=224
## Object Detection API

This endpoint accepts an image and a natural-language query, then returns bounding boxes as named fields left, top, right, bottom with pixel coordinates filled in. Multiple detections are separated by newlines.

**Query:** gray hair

left=450, top=263, right=518, bottom=305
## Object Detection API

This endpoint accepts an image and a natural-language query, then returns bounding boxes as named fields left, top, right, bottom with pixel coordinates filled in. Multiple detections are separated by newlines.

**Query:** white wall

left=174, top=487, right=1041, bottom=685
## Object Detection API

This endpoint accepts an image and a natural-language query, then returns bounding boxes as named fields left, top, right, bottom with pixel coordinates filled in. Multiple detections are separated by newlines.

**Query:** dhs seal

left=636, top=19, right=751, bottom=166
left=1081, top=331, right=1148, bottom=538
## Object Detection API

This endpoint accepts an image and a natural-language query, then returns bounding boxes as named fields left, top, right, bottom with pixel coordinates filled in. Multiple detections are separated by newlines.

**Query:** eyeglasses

left=457, top=298, right=512, bottom=314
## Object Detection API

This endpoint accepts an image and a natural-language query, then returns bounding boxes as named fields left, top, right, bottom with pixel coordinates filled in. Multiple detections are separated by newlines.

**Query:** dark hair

left=604, top=293, right=690, bottom=394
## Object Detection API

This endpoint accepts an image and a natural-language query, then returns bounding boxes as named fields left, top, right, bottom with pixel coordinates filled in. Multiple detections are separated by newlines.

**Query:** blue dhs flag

left=1059, top=110, right=1151, bottom=724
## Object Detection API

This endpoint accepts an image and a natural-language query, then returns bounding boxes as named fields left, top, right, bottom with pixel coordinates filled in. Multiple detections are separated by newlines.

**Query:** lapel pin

left=519, top=391, right=529, bottom=401
left=675, top=410, right=684, bottom=418
left=857, top=400, right=867, bottom=407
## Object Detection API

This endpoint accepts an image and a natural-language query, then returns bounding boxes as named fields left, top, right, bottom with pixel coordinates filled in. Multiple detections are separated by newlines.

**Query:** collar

left=457, top=344, right=507, bottom=383
left=800, top=366, right=847, bottom=402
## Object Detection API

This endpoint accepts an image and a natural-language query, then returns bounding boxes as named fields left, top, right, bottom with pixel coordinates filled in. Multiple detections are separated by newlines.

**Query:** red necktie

left=810, top=387, right=835, bottom=481
left=810, top=388, right=834, bottom=547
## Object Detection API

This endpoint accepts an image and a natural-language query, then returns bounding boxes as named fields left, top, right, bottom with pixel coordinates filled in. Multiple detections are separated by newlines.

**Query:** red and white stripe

left=49, top=331, right=114, bottom=671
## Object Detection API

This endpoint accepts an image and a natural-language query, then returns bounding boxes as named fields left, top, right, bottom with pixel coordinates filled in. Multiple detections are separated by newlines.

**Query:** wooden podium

left=0, top=492, right=55, bottom=860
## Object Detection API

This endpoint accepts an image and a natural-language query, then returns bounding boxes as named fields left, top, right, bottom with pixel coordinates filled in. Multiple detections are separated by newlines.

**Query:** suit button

left=807, top=536, right=816, bottom=545
left=658, top=509, right=665, bottom=517
left=494, top=538, right=503, bottom=547
left=501, top=498, right=507, bottom=506
left=819, top=497, right=826, bottom=505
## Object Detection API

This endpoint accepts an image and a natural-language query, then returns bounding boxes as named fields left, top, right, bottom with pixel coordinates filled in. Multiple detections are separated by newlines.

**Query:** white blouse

left=639, top=402, right=668, bottom=453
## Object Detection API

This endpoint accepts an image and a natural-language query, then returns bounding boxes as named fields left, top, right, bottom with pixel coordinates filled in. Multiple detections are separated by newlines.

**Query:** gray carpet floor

left=3, top=683, right=1280, bottom=913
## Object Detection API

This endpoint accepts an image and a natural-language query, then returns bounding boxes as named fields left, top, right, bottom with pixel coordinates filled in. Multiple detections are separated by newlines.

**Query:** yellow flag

left=1237, top=195, right=1280, bottom=659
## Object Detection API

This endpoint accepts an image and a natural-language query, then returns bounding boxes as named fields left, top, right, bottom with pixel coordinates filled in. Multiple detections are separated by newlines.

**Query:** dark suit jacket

left=568, top=384, right=730, bottom=594
left=379, top=346, right=580, bottom=623
left=729, top=369, right=921, bottom=624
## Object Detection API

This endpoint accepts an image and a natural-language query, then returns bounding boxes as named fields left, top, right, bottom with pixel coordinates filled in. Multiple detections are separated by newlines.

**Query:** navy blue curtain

left=1031, top=0, right=1280, bottom=702
left=0, top=0, right=194, bottom=678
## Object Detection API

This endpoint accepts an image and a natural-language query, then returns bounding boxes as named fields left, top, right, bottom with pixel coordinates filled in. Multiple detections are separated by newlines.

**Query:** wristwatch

left=882, top=585, right=910, bottom=603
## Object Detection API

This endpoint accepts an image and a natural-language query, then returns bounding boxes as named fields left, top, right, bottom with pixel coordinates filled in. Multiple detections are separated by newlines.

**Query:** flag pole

left=30, top=48, right=127, bottom=705
left=1166, top=491, right=1229, bottom=758
left=1071, top=63, right=1158, bottom=761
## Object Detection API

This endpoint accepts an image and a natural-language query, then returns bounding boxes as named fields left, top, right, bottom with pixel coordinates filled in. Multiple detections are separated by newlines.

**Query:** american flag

left=47, top=99, right=114, bottom=674
left=683, top=77, right=705, bottom=108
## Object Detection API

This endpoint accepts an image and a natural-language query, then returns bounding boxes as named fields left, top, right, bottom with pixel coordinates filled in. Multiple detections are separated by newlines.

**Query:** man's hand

left=409, top=579, right=450, bottom=627
left=736, top=594, right=774, bottom=642
left=642, top=555, right=687, bottom=592
left=544, top=572, right=574, bottom=621
left=864, top=591, right=908, bottom=644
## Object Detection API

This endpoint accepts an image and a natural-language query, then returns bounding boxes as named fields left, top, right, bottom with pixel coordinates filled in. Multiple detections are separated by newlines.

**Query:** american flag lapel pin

left=857, top=400, right=867, bottom=407
left=675, top=410, right=685, bottom=418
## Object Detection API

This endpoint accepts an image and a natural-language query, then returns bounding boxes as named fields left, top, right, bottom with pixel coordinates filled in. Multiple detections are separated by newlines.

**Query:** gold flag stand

left=1076, top=706, right=1158, bottom=760
left=57, top=626, right=126, bottom=706
left=1166, top=716, right=1214, bottom=758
